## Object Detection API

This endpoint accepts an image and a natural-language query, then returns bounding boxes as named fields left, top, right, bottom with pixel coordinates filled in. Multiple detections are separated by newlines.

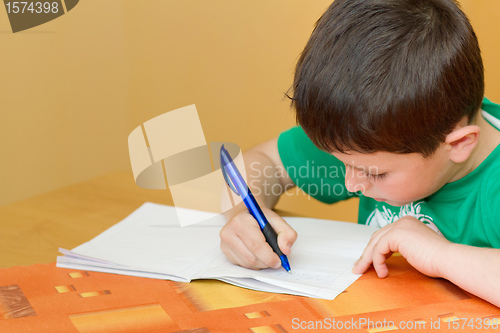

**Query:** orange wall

left=0, top=0, right=499, bottom=208
left=0, top=1, right=132, bottom=205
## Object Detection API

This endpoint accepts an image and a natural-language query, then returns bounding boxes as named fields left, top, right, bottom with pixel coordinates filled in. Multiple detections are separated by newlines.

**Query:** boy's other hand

left=220, top=208, right=297, bottom=270
left=352, top=216, right=449, bottom=278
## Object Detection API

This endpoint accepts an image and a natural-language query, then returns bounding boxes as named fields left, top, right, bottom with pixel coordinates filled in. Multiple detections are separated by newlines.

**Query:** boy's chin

left=371, top=198, right=413, bottom=207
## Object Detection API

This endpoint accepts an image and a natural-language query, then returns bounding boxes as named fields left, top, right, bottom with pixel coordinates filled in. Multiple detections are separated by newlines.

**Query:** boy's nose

left=344, top=166, right=371, bottom=193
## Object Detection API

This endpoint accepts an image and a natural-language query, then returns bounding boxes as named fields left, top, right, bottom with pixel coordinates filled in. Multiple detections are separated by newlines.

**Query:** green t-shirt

left=278, top=98, right=500, bottom=248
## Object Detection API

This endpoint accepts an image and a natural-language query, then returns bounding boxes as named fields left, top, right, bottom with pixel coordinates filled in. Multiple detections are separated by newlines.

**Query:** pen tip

left=287, top=269, right=292, bottom=275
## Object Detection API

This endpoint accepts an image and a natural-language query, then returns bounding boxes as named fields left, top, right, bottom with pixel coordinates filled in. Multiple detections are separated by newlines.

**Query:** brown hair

left=290, top=0, right=484, bottom=157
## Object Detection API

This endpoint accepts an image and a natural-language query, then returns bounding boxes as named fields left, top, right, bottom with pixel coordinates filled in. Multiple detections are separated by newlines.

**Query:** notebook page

left=64, top=203, right=224, bottom=280
left=58, top=203, right=376, bottom=299
left=200, top=216, right=376, bottom=299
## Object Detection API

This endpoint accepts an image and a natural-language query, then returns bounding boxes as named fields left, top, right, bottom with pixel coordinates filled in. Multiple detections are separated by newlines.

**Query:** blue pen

left=220, top=145, right=292, bottom=273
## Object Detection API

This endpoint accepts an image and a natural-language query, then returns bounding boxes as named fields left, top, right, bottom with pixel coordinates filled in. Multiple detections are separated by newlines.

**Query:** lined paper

left=57, top=203, right=376, bottom=300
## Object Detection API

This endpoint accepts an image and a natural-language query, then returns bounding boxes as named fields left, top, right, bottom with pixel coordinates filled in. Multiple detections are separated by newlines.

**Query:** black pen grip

left=262, top=223, right=284, bottom=257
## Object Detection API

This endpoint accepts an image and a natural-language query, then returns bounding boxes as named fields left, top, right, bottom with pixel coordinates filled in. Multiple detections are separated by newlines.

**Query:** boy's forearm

left=438, top=243, right=500, bottom=307
left=222, top=151, right=277, bottom=221
left=244, top=150, right=286, bottom=209
left=222, top=144, right=293, bottom=221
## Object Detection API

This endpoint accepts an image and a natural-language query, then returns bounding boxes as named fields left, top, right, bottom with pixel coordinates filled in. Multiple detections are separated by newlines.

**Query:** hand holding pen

left=220, top=145, right=296, bottom=273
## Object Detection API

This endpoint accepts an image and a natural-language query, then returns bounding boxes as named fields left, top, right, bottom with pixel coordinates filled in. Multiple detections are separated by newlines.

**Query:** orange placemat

left=1, top=256, right=499, bottom=332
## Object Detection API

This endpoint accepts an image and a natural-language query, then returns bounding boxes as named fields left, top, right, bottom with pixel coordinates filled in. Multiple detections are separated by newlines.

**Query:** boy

left=220, top=0, right=500, bottom=306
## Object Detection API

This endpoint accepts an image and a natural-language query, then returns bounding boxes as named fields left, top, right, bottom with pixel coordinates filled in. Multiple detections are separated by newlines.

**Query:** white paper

left=56, top=203, right=376, bottom=300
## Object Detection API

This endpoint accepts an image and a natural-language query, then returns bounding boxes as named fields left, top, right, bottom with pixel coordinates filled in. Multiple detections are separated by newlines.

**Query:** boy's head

left=291, top=0, right=484, bottom=157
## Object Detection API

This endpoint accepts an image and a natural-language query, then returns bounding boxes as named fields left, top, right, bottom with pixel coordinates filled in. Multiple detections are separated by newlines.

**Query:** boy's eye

left=366, top=172, right=387, bottom=181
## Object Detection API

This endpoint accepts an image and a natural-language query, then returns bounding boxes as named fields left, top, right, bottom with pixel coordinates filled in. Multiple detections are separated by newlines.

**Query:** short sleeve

left=482, top=166, right=500, bottom=248
left=277, top=126, right=355, bottom=204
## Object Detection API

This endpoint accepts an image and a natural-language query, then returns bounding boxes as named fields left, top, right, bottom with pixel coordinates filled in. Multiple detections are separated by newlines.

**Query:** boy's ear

left=445, top=125, right=481, bottom=163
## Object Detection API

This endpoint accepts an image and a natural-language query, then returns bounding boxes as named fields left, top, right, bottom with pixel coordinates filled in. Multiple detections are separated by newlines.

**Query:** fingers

left=266, top=210, right=298, bottom=256
left=220, top=209, right=295, bottom=270
left=371, top=250, right=392, bottom=278
left=352, top=217, right=445, bottom=278
left=221, top=237, right=277, bottom=269
left=352, top=224, right=394, bottom=277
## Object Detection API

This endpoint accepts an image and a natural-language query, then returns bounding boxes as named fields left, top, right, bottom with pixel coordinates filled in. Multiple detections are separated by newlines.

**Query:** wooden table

left=0, top=171, right=173, bottom=268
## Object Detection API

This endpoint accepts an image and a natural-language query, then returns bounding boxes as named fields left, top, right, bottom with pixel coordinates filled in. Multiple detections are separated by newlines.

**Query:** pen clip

left=220, top=145, right=240, bottom=196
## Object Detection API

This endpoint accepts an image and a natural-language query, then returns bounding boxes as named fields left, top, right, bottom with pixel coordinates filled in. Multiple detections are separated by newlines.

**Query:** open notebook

left=57, top=203, right=376, bottom=300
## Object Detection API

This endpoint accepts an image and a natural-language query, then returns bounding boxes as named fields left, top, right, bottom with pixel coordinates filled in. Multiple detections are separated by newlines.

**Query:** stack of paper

left=57, top=203, right=376, bottom=300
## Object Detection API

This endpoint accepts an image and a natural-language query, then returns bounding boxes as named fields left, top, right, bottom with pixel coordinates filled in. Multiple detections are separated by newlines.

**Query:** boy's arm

left=220, top=138, right=298, bottom=270
left=441, top=243, right=500, bottom=306
left=222, top=138, right=295, bottom=219
left=353, top=216, right=500, bottom=307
